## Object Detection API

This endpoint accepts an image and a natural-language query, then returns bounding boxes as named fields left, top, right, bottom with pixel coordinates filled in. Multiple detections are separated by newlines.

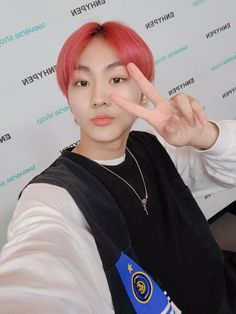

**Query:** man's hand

left=111, top=63, right=219, bottom=149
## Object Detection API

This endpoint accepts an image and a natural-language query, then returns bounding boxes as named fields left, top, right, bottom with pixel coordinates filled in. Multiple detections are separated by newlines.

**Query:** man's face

left=67, top=37, right=146, bottom=146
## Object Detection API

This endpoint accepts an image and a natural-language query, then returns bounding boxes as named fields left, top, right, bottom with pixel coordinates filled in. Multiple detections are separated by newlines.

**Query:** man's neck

left=73, top=133, right=129, bottom=161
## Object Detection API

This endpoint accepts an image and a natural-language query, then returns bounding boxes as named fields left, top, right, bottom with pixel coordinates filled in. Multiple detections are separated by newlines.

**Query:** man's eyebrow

left=77, top=64, right=90, bottom=72
left=76, top=61, right=124, bottom=72
left=106, top=61, right=124, bottom=70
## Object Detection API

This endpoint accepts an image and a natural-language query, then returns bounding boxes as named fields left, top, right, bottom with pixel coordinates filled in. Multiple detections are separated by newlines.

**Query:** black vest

left=23, top=131, right=232, bottom=313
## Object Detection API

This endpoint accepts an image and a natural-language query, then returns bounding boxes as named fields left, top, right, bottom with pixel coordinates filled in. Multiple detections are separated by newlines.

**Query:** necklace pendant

left=141, top=198, right=149, bottom=215
left=100, top=147, right=149, bottom=217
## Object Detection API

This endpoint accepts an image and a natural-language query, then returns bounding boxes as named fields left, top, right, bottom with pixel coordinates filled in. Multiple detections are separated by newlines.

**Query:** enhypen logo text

left=0, top=133, right=11, bottom=144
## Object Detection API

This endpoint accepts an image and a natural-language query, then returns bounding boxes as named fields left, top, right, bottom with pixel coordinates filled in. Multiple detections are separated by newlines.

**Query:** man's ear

left=141, top=94, right=149, bottom=107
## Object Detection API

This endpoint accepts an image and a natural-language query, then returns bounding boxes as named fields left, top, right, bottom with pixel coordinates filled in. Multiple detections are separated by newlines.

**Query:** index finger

left=110, top=94, right=151, bottom=121
left=127, top=63, right=166, bottom=105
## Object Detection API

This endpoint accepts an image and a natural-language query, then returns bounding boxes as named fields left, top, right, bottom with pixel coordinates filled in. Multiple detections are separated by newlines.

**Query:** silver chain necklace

left=97, top=147, right=149, bottom=215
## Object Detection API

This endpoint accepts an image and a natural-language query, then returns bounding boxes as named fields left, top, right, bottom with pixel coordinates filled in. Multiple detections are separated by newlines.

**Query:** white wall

left=1, top=0, right=236, bottom=247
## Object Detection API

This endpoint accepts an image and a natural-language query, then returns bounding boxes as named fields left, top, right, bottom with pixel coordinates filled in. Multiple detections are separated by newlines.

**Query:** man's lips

left=91, top=114, right=114, bottom=126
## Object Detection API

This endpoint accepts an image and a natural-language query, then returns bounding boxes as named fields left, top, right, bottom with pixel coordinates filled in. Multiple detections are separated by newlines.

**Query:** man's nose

left=91, top=83, right=111, bottom=108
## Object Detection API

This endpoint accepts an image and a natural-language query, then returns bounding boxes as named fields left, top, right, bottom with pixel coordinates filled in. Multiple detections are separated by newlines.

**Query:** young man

left=0, top=21, right=235, bottom=314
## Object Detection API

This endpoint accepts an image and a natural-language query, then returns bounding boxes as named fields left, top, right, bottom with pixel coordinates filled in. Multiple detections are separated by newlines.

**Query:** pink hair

left=56, top=21, right=155, bottom=97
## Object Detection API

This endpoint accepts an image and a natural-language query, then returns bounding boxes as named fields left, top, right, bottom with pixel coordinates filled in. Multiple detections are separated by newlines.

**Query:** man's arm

left=111, top=63, right=236, bottom=195
left=0, top=183, right=113, bottom=314
left=158, top=120, right=236, bottom=196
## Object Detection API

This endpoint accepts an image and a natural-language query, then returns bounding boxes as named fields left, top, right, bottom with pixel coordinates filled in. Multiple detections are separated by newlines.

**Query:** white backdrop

left=1, top=0, right=236, bottom=248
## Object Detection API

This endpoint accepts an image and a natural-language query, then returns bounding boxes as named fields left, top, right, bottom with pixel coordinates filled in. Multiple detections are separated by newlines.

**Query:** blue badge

left=115, top=252, right=176, bottom=313
left=132, top=271, right=153, bottom=303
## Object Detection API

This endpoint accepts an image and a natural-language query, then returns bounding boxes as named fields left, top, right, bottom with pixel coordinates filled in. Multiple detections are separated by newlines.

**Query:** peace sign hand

left=111, top=63, right=209, bottom=148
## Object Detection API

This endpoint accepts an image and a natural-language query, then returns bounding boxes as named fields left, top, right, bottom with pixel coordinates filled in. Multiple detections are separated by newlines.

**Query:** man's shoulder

left=19, top=155, right=72, bottom=199
left=31, top=156, right=68, bottom=183
left=129, top=129, right=157, bottom=140
left=128, top=130, right=163, bottom=152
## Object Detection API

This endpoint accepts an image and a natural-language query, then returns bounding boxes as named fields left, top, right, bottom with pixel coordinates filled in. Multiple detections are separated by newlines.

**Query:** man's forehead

left=75, top=61, right=125, bottom=72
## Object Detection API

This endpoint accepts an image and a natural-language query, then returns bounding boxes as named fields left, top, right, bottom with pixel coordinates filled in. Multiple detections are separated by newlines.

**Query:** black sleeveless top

left=25, top=131, right=231, bottom=313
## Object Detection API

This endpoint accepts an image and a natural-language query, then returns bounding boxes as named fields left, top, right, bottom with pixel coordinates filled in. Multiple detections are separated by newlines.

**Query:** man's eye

left=111, top=77, right=126, bottom=84
left=76, top=80, right=89, bottom=87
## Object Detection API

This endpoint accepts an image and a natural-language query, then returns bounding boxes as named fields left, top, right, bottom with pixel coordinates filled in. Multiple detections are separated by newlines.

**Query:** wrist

left=189, top=121, right=219, bottom=150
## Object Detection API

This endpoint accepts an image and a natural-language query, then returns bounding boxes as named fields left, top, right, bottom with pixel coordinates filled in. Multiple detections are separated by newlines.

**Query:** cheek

left=68, top=99, right=82, bottom=121
left=68, top=101, right=77, bottom=116
left=68, top=93, right=84, bottom=115
left=120, top=83, right=142, bottom=103
left=70, top=104, right=87, bottom=119
left=119, top=108, right=137, bottom=124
